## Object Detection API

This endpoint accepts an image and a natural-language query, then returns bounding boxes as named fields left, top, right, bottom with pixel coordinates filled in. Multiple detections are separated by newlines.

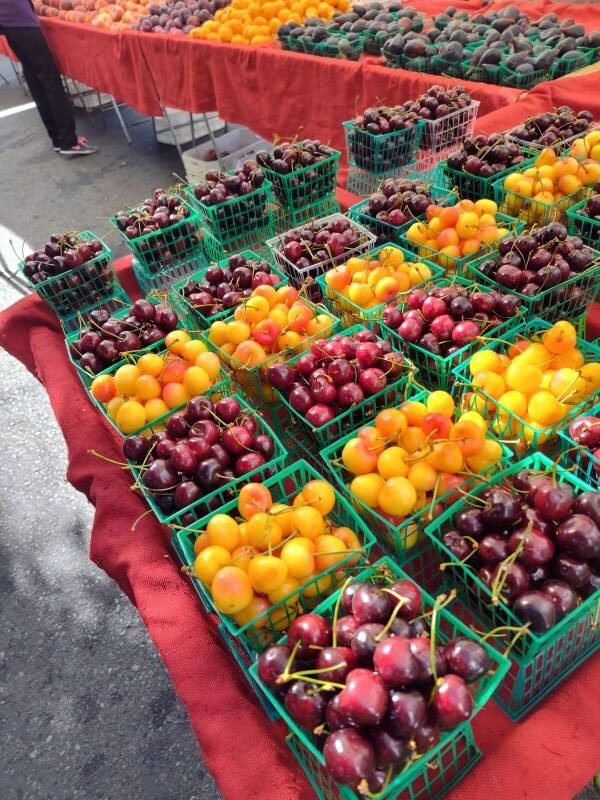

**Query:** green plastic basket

left=187, top=180, right=275, bottom=248
left=266, top=212, right=377, bottom=292
left=320, top=398, right=514, bottom=559
left=439, top=153, right=536, bottom=203
left=348, top=185, right=457, bottom=246
left=452, top=317, right=600, bottom=453
left=346, top=164, right=418, bottom=198
left=249, top=556, right=509, bottom=800
left=497, top=62, right=549, bottom=89
left=424, top=454, right=600, bottom=719
left=494, top=177, right=583, bottom=226
left=432, top=54, right=465, bottom=79
left=202, top=299, right=340, bottom=405
left=316, top=244, right=444, bottom=329
left=200, top=227, right=227, bottom=264
left=467, top=248, right=600, bottom=324
left=271, top=196, right=342, bottom=235
left=261, top=146, right=340, bottom=209
left=272, top=325, right=419, bottom=448
left=281, top=34, right=364, bottom=60
left=18, top=231, right=117, bottom=322
left=263, top=404, right=327, bottom=475
left=379, top=275, right=528, bottom=390
left=167, top=252, right=287, bottom=331
left=343, top=118, right=425, bottom=175
left=57, top=285, right=132, bottom=336
left=110, top=198, right=204, bottom=274
left=65, top=295, right=175, bottom=387
left=461, top=59, right=500, bottom=85
left=129, top=392, right=287, bottom=529
left=89, top=347, right=231, bottom=438
left=557, top=404, right=600, bottom=487
left=400, top=212, right=524, bottom=275
left=173, top=459, right=376, bottom=656
left=287, top=723, right=481, bottom=800
left=381, top=44, right=436, bottom=74
left=550, top=48, right=596, bottom=79
left=566, top=199, right=600, bottom=249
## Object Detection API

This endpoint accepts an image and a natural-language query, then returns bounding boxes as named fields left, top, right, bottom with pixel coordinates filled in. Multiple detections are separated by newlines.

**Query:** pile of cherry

left=267, top=331, right=407, bottom=429
left=178, top=253, right=279, bottom=320
left=258, top=575, right=490, bottom=792
left=475, top=223, right=598, bottom=299
left=360, top=179, right=436, bottom=229
left=123, top=394, right=276, bottom=522
left=567, top=414, right=600, bottom=472
left=441, top=469, right=600, bottom=633
left=381, top=283, right=522, bottom=356
left=280, top=217, right=369, bottom=270
left=192, top=161, right=269, bottom=236
left=23, top=233, right=111, bottom=314
left=113, top=189, right=198, bottom=270
left=69, top=300, right=179, bottom=374
left=256, top=139, right=338, bottom=206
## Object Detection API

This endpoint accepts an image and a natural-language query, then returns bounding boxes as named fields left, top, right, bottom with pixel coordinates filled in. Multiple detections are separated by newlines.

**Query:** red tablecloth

left=1, top=258, right=599, bottom=800
left=1, top=4, right=599, bottom=153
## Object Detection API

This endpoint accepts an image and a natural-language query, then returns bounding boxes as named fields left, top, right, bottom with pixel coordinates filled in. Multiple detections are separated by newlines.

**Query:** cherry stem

left=428, top=591, right=449, bottom=686
left=490, top=520, right=531, bottom=606
left=332, top=575, right=353, bottom=648
left=376, top=590, right=407, bottom=640
left=88, top=449, right=131, bottom=469
left=280, top=639, right=302, bottom=683
left=131, top=508, right=153, bottom=533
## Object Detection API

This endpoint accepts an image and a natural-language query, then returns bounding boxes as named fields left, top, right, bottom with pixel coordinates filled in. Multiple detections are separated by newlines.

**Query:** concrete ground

left=0, top=57, right=221, bottom=800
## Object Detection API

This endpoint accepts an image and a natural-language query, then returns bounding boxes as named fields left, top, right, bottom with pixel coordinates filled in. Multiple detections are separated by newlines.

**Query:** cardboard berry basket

left=424, top=453, right=600, bottom=719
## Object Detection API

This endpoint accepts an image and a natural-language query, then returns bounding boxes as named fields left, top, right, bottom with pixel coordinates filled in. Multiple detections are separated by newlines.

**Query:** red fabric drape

left=1, top=257, right=599, bottom=800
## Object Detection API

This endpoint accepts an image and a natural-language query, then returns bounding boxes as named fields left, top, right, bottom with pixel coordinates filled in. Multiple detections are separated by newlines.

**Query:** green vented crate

left=494, top=177, right=583, bottom=227
left=439, top=153, right=536, bottom=203
left=261, top=146, right=340, bottom=209
left=167, top=252, right=287, bottom=330
left=467, top=247, right=600, bottom=324
left=128, top=392, right=286, bottom=529
left=424, top=454, right=600, bottom=719
left=452, top=317, right=600, bottom=453
left=320, top=397, right=513, bottom=560
left=379, top=275, right=528, bottom=390
left=249, top=556, right=508, bottom=800
left=202, top=300, right=339, bottom=405
left=343, top=118, right=425, bottom=175
left=18, top=231, right=118, bottom=323
left=271, top=324, right=419, bottom=448
left=566, top=199, right=600, bottom=249
left=317, top=243, right=444, bottom=329
left=172, top=459, right=376, bottom=657
left=557, top=404, right=600, bottom=487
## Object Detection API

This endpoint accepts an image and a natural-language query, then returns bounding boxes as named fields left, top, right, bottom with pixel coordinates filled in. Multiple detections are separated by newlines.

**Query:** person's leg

left=3, top=26, right=77, bottom=149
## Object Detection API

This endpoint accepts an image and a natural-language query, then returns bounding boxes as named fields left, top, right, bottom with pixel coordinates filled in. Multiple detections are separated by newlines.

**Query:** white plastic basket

left=419, top=100, right=480, bottom=159
left=154, top=109, right=226, bottom=147
left=183, top=126, right=271, bottom=184
left=265, top=212, right=377, bottom=289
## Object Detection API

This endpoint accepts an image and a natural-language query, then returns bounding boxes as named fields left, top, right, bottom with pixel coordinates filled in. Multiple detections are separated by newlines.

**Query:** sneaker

left=53, top=146, right=60, bottom=152
left=59, top=136, right=98, bottom=157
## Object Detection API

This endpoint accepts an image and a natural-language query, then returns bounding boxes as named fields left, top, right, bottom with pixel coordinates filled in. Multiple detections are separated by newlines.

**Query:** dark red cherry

left=373, top=637, right=419, bottom=689
left=323, top=729, right=375, bottom=787
left=509, top=527, right=555, bottom=566
left=284, top=681, right=326, bottom=730
left=408, top=638, right=447, bottom=686
left=258, top=645, right=295, bottom=689
left=338, top=668, right=389, bottom=726
left=387, top=579, right=422, bottom=619
left=287, top=614, right=331, bottom=660
left=443, top=638, right=490, bottom=683
left=316, top=647, right=357, bottom=684
left=431, top=674, right=473, bottom=730
left=555, top=514, right=600, bottom=560
left=534, top=484, right=574, bottom=522
left=341, top=582, right=364, bottom=614
left=351, top=623, right=387, bottom=665
left=553, top=554, right=591, bottom=589
left=513, top=591, right=556, bottom=634
left=335, top=615, right=360, bottom=647
left=370, top=726, right=408, bottom=769
left=412, top=721, right=440, bottom=754
left=540, top=580, right=579, bottom=620
left=352, top=584, right=393, bottom=624
left=491, top=561, right=530, bottom=602
left=386, top=690, right=427, bottom=738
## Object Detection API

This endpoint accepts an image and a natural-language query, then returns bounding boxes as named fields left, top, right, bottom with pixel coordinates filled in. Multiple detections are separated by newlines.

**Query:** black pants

left=1, top=25, right=77, bottom=149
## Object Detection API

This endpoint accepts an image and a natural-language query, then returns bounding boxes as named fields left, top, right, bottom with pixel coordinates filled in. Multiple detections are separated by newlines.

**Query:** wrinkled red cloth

left=1, top=257, right=599, bottom=800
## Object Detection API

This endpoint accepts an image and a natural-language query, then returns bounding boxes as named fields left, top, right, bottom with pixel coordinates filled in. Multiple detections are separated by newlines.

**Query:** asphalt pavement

left=0, top=57, right=221, bottom=800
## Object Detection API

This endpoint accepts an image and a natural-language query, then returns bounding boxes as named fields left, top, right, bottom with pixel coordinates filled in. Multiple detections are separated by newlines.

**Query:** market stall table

left=1, top=256, right=599, bottom=800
